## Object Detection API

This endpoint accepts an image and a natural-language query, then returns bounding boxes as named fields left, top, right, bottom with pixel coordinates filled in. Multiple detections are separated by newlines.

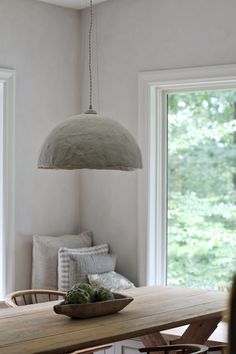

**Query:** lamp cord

left=85, top=0, right=96, bottom=114
left=89, top=0, right=93, bottom=110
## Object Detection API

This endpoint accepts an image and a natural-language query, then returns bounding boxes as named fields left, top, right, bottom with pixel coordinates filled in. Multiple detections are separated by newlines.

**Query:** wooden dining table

left=0, top=285, right=228, bottom=354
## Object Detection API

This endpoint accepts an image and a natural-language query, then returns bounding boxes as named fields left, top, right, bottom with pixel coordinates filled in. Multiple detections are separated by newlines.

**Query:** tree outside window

left=167, top=89, right=236, bottom=290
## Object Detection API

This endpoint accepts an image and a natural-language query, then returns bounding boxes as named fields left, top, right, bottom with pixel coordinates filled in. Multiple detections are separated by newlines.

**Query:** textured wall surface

left=0, top=0, right=81, bottom=290
left=79, top=0, right=236, bottom=285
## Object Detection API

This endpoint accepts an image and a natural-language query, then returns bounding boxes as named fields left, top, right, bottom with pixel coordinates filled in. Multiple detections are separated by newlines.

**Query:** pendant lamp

left=37, top=0, right=142, bottom=171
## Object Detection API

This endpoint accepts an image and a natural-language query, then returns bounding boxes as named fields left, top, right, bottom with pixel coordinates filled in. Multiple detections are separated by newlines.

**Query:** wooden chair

left=139, top=344, right=229, bottom=353
left=210, top=273, right=236, bottom=354
left=228, top=273, right=236, bottom=354
left=5, top=289, right=66, bottom=307
left=139, top=344, right=208, bottom=353
left=5, top=289, right=112, bottom=354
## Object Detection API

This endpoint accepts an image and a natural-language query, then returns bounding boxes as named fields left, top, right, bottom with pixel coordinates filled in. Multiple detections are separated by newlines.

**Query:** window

left=167, top=89, right=236, bottom=290
left=0, top=69, right=15, bottom=298
left=138, top=65, right=236, bottom=289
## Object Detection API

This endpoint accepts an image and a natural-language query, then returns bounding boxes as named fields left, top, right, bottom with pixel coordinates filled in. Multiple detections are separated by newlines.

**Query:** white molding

left=137, top=74, right=149, bottom=286
left=138, top=64, right=236, bottom=286
left=155, top=87, right=167, bottom=285
left=0, top=68, right=16, bottom=296
left=138, top=64, right=236, bottom=87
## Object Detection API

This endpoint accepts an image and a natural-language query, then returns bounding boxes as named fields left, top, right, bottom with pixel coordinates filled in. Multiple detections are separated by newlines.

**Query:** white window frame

left=0, top=69, right=15, bottom=297
left=137, top=64, right=236, bottom=287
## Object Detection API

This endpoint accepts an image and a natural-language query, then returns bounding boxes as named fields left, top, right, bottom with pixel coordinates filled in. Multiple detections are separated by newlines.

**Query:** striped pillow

left=69, top=253, right=117, bottom=287
left=58, top=244, right=109, bottom=291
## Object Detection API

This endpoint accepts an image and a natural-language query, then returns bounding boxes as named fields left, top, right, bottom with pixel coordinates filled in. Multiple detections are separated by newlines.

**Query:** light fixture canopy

left=37, top=0, right=142, bottom=171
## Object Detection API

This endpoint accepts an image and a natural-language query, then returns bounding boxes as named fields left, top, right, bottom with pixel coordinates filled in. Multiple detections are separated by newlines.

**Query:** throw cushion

left=69, top=254, right=117, bottom=288
left=32, top=231, right=92, bottom=290
left=88, top=271, right=135, bottom=292
left=58, top=244, right=109, bottom=291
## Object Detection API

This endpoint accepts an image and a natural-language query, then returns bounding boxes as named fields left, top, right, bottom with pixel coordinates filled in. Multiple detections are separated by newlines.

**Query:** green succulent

left=64, top=288, right=91, bottom=305
left=71, top=283, right=95, bottom=302
left=94, top=287, right=114, bottom=302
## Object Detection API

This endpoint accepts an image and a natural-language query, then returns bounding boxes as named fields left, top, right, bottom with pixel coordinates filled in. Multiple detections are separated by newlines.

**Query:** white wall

left=79, top=0, right=236, bottom=285
left=0, top=0, right=81, bottom=290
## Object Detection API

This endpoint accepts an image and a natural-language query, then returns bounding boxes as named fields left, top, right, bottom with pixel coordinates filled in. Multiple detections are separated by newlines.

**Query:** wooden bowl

left=53, top=293, right=133, bottom=319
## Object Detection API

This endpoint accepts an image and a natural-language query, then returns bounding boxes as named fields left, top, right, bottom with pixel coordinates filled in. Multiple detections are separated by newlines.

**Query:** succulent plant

left=64, top=287, right=91, bottom=305
left=71, top=283, right=95, bottom=302
left=64, top=283, right=114, bottom=304
left=94, top=287, right=114, bottom=302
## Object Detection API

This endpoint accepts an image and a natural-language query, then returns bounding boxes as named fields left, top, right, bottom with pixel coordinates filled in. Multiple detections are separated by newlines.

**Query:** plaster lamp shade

left=38, top=114, right=143, bottom=171
left=37, top=0, right=142, bottom=171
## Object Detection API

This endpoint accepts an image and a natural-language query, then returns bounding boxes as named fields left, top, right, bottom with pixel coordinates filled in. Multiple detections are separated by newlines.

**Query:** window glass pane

left=167, top=89, right=236, bottom=290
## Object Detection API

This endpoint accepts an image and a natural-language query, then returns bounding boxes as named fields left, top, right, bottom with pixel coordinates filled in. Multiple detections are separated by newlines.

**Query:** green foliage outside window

left=167, top=89, right=236, bottom=290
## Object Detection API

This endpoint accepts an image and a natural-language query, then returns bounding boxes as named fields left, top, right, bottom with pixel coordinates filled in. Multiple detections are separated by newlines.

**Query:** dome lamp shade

left=38, top=114, right=143, bottom=171
left=37, top=0, right=142, bottom=171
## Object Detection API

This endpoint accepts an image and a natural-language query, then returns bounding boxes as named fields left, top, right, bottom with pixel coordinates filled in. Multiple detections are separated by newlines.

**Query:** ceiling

left=37, top=0, right=109, bottom=9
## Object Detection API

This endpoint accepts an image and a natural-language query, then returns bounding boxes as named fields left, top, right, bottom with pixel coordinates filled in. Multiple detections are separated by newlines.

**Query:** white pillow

left=32, top=231, right=92, bottom=290
left=69, top=253, right=117, bottom=288
left=58, top=244, right=109, bottom=291
left=88, top=271, right=135, bottom=292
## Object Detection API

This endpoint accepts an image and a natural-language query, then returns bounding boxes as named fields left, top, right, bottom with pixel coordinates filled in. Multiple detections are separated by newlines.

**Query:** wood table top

left=0, top=286, right=228, bottom=354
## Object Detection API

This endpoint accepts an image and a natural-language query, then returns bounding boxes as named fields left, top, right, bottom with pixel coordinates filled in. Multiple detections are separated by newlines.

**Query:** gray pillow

left=68, top=254, right=117, bottom=288
left=32, top=231, right=92, bottom=290
left=88, top=271, right=135, bottom=292
left=58, top=244, right=109, bottom=291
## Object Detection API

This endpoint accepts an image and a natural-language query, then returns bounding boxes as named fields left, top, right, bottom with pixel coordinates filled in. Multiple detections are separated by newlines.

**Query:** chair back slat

left=22, top=295, right=27, bottom=305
